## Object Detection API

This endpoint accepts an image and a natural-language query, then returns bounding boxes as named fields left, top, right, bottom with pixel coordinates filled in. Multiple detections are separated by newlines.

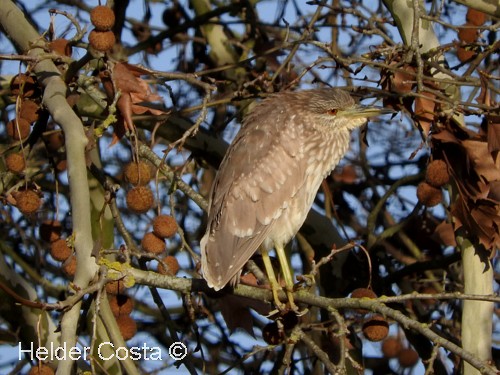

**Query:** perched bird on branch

left=201, top=88, right=392, bottom=311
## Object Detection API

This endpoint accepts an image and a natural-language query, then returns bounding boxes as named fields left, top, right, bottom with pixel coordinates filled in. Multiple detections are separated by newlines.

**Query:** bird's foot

left=270, top=285, right=287, bottom=312
left=266, top=298, right=308, bottom=319
left=266, top=286, right=308, bottom=317
left=285, top=288, right=308, bottom=316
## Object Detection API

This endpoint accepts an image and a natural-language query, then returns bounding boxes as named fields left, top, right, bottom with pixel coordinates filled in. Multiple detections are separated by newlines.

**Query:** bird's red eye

left=327, top=109, right=338, bottom=115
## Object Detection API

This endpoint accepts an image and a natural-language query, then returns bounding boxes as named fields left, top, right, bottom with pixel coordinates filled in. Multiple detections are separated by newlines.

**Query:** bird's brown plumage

left=201, top=88, right=374, bottom=290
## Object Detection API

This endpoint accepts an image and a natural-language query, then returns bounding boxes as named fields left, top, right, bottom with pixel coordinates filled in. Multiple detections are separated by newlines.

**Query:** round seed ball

left=282, top=311, right=299, bottom=330
left=109, top=294, right=134, bottom=317
left=124, top=161, right=151, bottom=185
left=106, top=280, right=126, bottom=295
left=351, top=288, right=377, bottom=299
left=158, top=255, right=180, bottom=275
left=351, top=288, right=377, bottom=314
left=116, top=315, right=137, bottom=340
left=28, top=364, right=55, bottom=375
left=398, top=348, right=420, bottom=368
left=16, top=190, right=41, bottom=215
left=382, top=337, right=403, bottom=358
left=19, top=99, right=41, bottom=123
left=44, top=131, right=65, bottom=152
left=162, top=5, right=182, bottom=28
left=90, top=5, right=116, bottom=31
left=161, top=5, right=183, bottom=28
left=425, top=159, right=450, bottom=188
left=39, top=219, right=62, bottom=242
left=419, top=286, right=438, bottom=306
left=262, top=322, right=284, bottom=345
left=88, top=30, right=115, bottom=52
left=5, top=152, right=25, bottom=174
left=50, top=238, right=72, bottom=262
left=55, top=158, right=67, bottom=173
left=6, top=118, right=30, bottom=140
left=141, top=232, right=166, bottom=255
left=416, top=182, right=442, bottom=207
left=62, top=255, right=77, bottom=277
left=126, top=186, right=154, bottom=214
left=131, top=24, right=150, bottom=42
left=362, top=315, right=389, bottom=342
left=152, top=215, right=177, bottom=238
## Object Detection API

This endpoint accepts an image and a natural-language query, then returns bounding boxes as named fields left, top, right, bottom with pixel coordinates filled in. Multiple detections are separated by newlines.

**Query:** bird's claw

left=267, top=285, right=308, bottom=317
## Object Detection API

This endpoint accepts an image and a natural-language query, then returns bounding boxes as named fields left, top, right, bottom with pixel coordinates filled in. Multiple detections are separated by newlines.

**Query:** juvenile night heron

left=201, top=88, right=390, bottom=311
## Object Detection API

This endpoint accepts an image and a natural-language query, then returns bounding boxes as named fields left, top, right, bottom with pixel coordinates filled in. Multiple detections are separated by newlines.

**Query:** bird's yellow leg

left=275, top=244, right=300, bottom=312
left=260, top=248, right=286, bottom=311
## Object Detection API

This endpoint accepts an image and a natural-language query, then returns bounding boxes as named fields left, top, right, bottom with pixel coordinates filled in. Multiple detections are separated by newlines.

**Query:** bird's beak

left=340, top=105, right=395, bottom=119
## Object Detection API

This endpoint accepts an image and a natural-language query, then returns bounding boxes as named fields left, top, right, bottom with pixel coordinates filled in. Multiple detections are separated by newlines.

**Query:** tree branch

left=0, top=1, right=98, bottom=373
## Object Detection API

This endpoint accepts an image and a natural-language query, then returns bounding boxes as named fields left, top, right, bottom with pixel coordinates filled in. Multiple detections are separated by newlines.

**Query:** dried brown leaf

left=487, top=120, right=500, bottom=154
left=459, top=198, right=500, bottom=250
left=433, top=127, right=500, bottom=252
left=101, top=63, right=165, bottom=141
left=476, top=75, right=490, bottom=106
left=488, top=181, right=500, bottom=202
left=116, top=93, right=134, bottom=132
left=414, top=92, right=436, bottom=135
left=219, top=294, right=271, bottom=336
left=432, top=221, right=457, bottom=247
left=392, top=66, right=414, bottom=94
left=457, top=46, right=476, bottom=62
left=458, top=23, right=478, bottom=43
left=462, top=139, right=500, bottom=183
left=466, top=8, right=487, bottom=26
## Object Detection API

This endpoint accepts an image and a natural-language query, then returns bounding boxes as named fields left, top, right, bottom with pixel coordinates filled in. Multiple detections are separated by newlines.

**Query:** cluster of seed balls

left=380, top=336, right=420, bottom=369
left=123, top=160, right=180, bottom=276
left=39, top=220, right=77, bottom=277
left=348, top=288, right=391, bottom=342
left=104, top=279, right=137, bottom=341
left=4, top=47, right=67, bottom=215
left=4, top=73, right=42, bottom=214
left=416, top=159, right=450, bottom=208
left=260, top=287, right=419, bottom=369
left=88, top=5, right=116, bottom=52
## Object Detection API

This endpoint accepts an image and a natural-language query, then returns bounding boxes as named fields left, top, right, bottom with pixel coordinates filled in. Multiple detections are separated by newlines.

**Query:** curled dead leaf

left=433, top=128, right=500, bottom=253
left=466, top=8, right=487, bottom=26
left=432, top=221, right=457, bottom=247
left=487, top=118, right=500, bottom=154
left=414, top=92, right=436, bottom=135
left=100, top=62, right=166, bottom=144
left=391, top=65, right=415, bottom=94
left=458, top=22, right=478, bottom=44
left=457, top=46, right=476, bottom=62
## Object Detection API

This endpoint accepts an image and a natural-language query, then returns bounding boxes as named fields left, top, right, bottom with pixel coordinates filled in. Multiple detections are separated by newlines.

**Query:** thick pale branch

left=452, top=0, right=500, bottom=17
left=0, top=1, right=98, bottom=373
left=459, top=238, right=494, bottom=375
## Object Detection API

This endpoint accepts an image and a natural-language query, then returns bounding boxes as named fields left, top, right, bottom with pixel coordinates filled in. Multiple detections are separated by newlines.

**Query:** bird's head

left=306, top=88, right=394, bottom=131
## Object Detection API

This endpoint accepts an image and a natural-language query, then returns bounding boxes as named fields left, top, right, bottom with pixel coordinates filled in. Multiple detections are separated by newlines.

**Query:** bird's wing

left=201, top=111, right=308, bottom=289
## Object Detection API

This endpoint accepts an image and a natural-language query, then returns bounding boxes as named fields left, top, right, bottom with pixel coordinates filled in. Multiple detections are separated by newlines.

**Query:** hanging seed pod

left=90, top=5, right=116, bottom=31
